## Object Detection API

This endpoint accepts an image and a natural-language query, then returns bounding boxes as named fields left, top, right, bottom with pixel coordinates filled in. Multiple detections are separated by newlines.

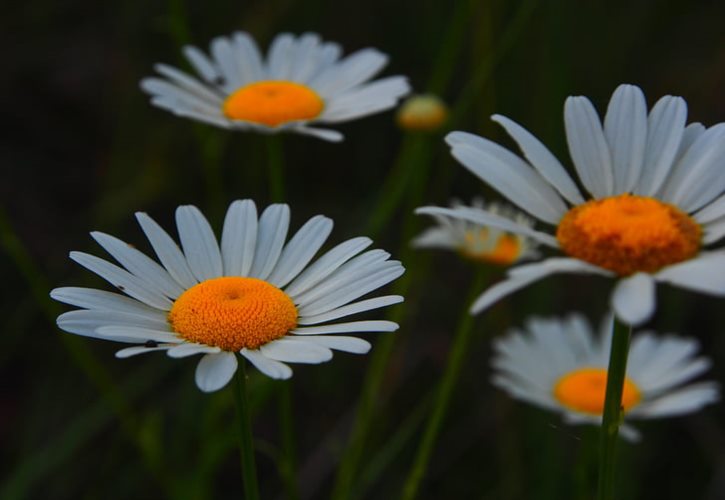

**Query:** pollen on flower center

left=168, top=277, right=298, bottom=351
left=554, top=368, right=641, bottom=415
left=556, top=194, right=701, bottom=276
left=461, top=230, right=521, bottom=265
left=222, top=80, right=324, bottom=126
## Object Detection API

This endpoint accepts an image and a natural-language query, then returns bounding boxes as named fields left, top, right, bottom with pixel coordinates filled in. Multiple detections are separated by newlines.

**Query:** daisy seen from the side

left=412, top=198, right=538, bottom=266
left=417, top=84, right=725, bottom=325
left=141, top=31, right=410, bottom=142
left=492, top=313, right=720, bottom=441
left=51, top=200, right=405, bottom=392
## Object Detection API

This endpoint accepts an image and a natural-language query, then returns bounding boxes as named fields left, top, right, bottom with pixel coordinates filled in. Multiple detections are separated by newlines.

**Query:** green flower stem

left=401, top=266, right=488, bottom=500
left=278, top=381, right=300, bottom=500
left=234, top=360, right=260, bottom=500
left=266, top=135, right=286, bottom=203
left=597, top=316, right=632, bottom=500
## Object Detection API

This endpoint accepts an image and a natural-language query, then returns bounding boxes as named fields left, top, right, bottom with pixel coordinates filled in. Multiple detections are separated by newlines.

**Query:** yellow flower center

left=461, top=230, right=522, bottom=266
left=556, top=194, right=701, bottom=276
left=168, top=277, right=298, bottom=351
left=222, top=80, right=324, bottom=127
left=553, top=368, right=641, bottom=415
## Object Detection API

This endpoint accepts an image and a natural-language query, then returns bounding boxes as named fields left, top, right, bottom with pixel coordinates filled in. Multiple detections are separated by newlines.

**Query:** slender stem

left=234, top=360, right=260, bottom=500
left=278, top=381, right=300, bottom=500
left=597, top=317, right=631, bottom=500
left=266, top=136, right=285, bottom=203
left=401, top=267, right=488, bottom=500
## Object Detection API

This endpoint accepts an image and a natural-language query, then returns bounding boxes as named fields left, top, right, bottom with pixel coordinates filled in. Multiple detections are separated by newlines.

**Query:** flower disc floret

left=223, top=80, right=324, bottom=126
left=554, top=367, right=641, bottom=415
left=168, top=276, right=298, bottom=351
left=556, top=194, right=701, bottom=276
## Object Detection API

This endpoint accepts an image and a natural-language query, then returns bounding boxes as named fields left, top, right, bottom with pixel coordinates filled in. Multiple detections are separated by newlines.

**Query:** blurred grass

left=3, top=0, right=725, bottom=499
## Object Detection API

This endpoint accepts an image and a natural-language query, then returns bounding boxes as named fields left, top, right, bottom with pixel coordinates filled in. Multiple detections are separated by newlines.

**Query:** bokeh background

left=3, top=0, right=725, bottom=498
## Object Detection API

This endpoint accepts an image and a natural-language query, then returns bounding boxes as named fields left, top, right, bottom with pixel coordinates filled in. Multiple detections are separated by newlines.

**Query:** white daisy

left=492, top=313, right=720, bottom=441
left=51, top=200, right=405, bottom=392
left=417, top=84, right=725, bottom=325
left=412, top=198, right=538, bottom=265
left=140, top=31, right=411, bottom=142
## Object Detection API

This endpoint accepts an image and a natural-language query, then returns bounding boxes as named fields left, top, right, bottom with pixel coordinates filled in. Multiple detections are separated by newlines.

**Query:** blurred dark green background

left=3, top=1, right=725, bottom=499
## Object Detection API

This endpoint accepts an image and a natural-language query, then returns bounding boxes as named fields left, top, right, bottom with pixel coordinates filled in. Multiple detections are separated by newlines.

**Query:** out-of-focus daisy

left=492, top=313, right=719, bottom=441
left=418, top=84, right=725, bottom=324
left=140, top=31, right=410, bottom=142
left=412, top=198, right=538, bottom=265
left=396, top=94, right=448, bottom=132
left=51, top=200, right=404, bottom=392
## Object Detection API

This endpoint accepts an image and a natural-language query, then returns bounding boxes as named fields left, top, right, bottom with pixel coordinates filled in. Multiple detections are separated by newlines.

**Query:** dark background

left=2, top=0, right=725, bottom=498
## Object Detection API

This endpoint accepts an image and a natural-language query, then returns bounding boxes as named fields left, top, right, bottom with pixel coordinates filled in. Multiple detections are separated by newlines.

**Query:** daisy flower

left=417, top=84, right=725, bottom=325
left=140, top=31, right=410, bottom=142
left=492, top=313, right=719, bottom=441
left=51, top=200, right=405, bottom=392
left=412, top=198, right=538, bottom=265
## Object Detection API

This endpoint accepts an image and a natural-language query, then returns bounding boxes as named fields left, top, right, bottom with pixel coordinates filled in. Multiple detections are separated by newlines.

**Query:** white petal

left=318, top=77, right=410, bottom=123
left=210, top=36, right=245, bottom=91
left=248, top=204, right=290, bottom=280
left=472, top=258, right=610, bottom=314
left=655, top=252, right=725, bottom=295
left=415, top=206, right=559, bottom=248
left=231, top=31, right=265, bottom=83
left=176, top=205, right=223, bottom=281
left=310, top=48, right=388, bottom=97
left=153, top=63, right=224, bottom=104
left=267, top=215, right=333, bottom=287
left=69, top=251, right=172, bottom=310
left=293, top=126, right=344, bottom=142
left=57, top=310, right=167, bottom=343
left=635, top=95, right=687, bottom=196
left=410, top=227, right=458, bottom=250
left=292, top=249, right=392, bottom=305
left=266, top=33, right=296, bottom=80
left=167, top=343, right=222, bottom=358
left=491, top=114, right=584, bottom=205
left=96, top=326, right=181, bottom=344
left=50, top=287, right=165, bottom=320
left=221, top=200, right=258, bottom=277
left=115, top=345, right=174, bottom=358
left=292, top=320, right=398, bottom=335
left=703, top=216, right=725, bottom=245
left=297, top=262, right=404, bottom=316
left=195, top=352, right=238, bottom=392
left=445, top=131, right=567, bottom=224
left=564, top=95, right=614, bottom=198
left=298, top=295, right=404, bottom=325
left=604, top=84, right=647, bottom=194
left=610, top=273, right=656, bottom=326
left=694, top=193, right=725, bottom=224
left=284, top=237, right=372, bottom=297
left=630, top=382, right=719, bottom=418
left=182, top=44, right=221, bottom=83
left=298, top=335, right=371, bottom=354
left=660, top=124, right=725, bottom=211
left=91, top=231, right=183, bottom=299
left=140, top=77, right=220, bottom=111
left=259, top=338, right=333, bottom=363
left=135, top=212, right=198, bottom=289
left=241, top=349, right=293, bottom=379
